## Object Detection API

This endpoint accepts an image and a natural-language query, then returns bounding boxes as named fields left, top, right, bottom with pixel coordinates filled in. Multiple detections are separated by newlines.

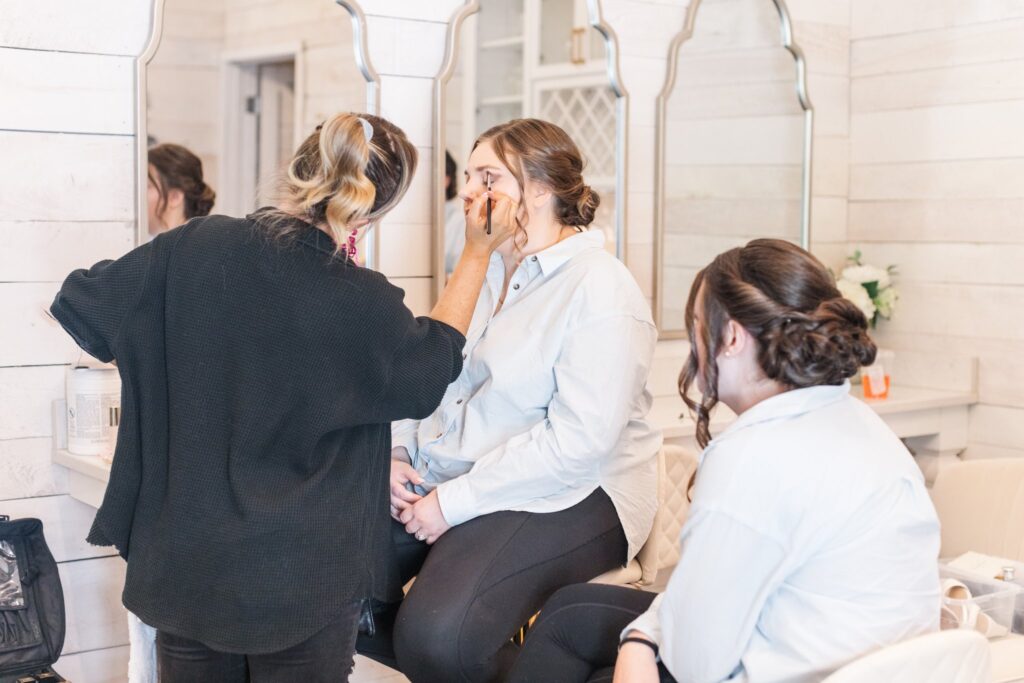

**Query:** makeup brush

left=485, top=171, right=493, bottom=235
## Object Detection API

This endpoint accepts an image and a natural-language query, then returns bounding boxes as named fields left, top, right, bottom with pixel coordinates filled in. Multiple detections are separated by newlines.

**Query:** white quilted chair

left=822, top=630, right=991, bottom=683
left=932, top=459, right=1024, bottom=683
left=590, top=444, right=698, bottom=587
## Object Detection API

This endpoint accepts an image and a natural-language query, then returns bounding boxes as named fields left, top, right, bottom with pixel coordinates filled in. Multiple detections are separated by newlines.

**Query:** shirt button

left=531, top=256, right=538, bottom=262
left=513, top=283, right=520, bottom=290
left=456, top=399, right=463, bottom=405
left=436, top=433, right=443, bottom=439
left=462, top=353, right=467, bottom=359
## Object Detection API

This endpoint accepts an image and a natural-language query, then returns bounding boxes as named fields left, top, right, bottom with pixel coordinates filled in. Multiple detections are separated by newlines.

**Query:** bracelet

left=619, top=636, right=659, bottom=656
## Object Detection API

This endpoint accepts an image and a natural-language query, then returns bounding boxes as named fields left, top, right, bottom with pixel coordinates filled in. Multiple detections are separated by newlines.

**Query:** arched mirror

left=653, top=0, right=812, bottom=336
left=137, top=0, right=379, bottom=262
left=432, top=0, right=627, bottom=297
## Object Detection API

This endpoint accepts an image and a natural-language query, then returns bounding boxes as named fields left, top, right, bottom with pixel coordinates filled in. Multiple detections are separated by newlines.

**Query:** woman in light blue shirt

left=355, top=119, right=661, bottom=683
left=508, top=239, right=941, bottom=683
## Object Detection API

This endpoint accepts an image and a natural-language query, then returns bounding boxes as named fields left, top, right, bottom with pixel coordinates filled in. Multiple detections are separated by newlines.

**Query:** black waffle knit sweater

left=50, top=213, right=465, bottom=654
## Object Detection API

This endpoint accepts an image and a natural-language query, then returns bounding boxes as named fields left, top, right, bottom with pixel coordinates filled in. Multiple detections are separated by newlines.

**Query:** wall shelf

left=479, top=94, right=524, bottom=107
left=53, top=448, right=111, bottom=509
left=480, top=35, right=524, bottom=50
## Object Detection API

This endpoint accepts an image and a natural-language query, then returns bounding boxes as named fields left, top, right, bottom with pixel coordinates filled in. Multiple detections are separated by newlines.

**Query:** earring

left=346, top=228, right=358, bottom=261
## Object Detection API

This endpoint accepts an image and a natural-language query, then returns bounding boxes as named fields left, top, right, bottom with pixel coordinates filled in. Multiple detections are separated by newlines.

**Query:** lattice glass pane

left=536, top=85, right=617, bottom=181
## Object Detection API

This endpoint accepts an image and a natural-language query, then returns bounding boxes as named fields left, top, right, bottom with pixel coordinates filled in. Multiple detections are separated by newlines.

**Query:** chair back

left=823, top=630, right=991, bottom=683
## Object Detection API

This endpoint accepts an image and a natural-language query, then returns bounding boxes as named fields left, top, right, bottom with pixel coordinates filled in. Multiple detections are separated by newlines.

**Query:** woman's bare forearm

left=428, top=244, right=491, bottom=336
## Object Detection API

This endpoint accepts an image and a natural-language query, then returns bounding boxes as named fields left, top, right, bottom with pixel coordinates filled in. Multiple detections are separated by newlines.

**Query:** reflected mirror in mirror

left=656, top=0, right=811, bottom=333
left=440, top=0, right=623, bottom=279
left=144, top=0, right=368, bottom=239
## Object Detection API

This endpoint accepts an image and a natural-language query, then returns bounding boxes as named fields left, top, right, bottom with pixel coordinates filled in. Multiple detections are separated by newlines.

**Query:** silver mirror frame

left=336, top=0, right=383, bottom=270
left=134, top=0, right=382, bottom=266
left=431, top=0, right=630, bottom=303
left=134, top=0, right=166, bottom=246
left=651, top=0, right=814, bottom=337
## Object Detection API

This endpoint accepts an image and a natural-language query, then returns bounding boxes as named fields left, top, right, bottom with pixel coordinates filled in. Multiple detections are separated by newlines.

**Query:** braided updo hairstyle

left=680, top=238, right=877, bottom=448
left=473, top=118, right=599, bottom=251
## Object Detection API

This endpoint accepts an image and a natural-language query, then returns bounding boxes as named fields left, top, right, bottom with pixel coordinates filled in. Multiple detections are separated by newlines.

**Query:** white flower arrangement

left=836, top=250, right=898, bottom=328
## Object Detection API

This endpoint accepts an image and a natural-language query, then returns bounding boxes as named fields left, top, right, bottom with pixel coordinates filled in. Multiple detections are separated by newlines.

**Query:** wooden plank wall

left=848, top=0, right=1024, bottom=459
left=0, top=3, right=151, bottom=677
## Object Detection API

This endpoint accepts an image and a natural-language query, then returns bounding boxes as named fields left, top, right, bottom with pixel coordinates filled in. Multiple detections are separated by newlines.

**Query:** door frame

left=219, top=42, right=306, bottom=217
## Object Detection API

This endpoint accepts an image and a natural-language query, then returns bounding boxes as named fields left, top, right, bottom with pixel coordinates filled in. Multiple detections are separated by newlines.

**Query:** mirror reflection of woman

left=509, top=240, right=941, bottom=683
left=358, top=119, right=660, bottom=683
left=146, top=143, right=216, bottom=233
left=50, top=112, right=514, bottom=681
left=443, top=150, right=466, bottom=274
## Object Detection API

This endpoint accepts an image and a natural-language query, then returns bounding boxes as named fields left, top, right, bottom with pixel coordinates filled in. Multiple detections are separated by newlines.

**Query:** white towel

left=127, top=611, right=158, bottom=683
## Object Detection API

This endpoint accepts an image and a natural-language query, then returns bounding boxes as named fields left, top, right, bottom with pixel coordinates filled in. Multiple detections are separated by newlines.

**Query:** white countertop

left=53, top=448, right=111, bottom=481
left=652, top=384, right=977, bottom=440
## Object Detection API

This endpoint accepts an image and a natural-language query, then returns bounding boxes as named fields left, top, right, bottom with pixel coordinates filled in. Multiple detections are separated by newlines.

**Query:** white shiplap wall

left=849, top=0, right=1024, bottom=460
left=0, top=1, right=152, bottom=679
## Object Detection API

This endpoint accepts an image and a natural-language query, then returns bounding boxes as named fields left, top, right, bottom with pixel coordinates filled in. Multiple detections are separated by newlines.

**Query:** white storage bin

left=940, top=564, right=1022, bottom=638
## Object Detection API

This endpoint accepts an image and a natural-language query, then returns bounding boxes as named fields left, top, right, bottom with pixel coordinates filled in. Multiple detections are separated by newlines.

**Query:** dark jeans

left=156, top=601, right=361, bottom=682
left=507, top=583, right=677, bottom=683
left=357, top=487, right=628, bottom=683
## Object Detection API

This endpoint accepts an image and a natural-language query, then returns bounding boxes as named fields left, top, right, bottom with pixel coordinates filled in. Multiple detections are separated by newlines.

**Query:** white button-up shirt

left=392, top=229, right=661, bottom=560
left=626, top=383, right=941, bottom=682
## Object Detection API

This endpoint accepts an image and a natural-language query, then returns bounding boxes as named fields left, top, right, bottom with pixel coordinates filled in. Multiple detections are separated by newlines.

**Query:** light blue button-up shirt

left=392, top=229, right=661, bottom=560
left=625, top=382, right=941, bottom=682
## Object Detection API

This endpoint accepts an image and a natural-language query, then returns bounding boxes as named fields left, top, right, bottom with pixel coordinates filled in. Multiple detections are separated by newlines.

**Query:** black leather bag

left=0, top=516, right=66, bottom=683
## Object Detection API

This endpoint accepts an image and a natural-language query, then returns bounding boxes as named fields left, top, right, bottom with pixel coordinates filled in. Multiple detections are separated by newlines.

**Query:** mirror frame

left=651, top=0, right=814, bottom=337
left=134, top=0, right=383, bottom=267
left=336, top=0, right=383, bottom=269
left=133, top=0, right=166, bottom=246
left=431, top=0, right=630, bottom=302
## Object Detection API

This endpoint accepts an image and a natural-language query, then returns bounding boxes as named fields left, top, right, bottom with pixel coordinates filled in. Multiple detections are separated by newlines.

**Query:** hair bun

left=763, top=297, right=877, bottom=387
left=194, top=183, right=216, bottom=216
left=559, top=183, right=599, bottom=227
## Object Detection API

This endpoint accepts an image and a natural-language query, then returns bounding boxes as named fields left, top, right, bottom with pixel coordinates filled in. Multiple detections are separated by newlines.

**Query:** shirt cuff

left=391, top=421, right=419, bottom=460
left=620, top=593, right=663, bottom=647
left=49, top=294, right=114, bottom=363
left=435, top=476, right=479, bottom=527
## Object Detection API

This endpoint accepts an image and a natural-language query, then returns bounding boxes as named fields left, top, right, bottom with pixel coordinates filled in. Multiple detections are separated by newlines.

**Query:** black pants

left=507, top=583, right=677, bottom=683
left=156, top=601, right=361, bottom=682
left=357, top=487, right=627, bottom=683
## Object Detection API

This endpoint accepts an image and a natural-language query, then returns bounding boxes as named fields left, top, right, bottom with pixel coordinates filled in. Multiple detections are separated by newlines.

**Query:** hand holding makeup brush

left=464, top=189, right=516, bottom=254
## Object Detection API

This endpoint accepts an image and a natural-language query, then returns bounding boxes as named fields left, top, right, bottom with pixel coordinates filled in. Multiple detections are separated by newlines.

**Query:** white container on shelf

left=66, top=366, right=121, bottom=460
left=940, top=563, right=1023, bottom=638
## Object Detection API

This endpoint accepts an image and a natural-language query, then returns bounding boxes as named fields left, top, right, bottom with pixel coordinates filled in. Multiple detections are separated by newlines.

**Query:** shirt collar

left=484, top=228, right=604, bottom=293
left=712, top=382, right=851, bottom=445
left=533, top=228, right=604, bottom=276
left=248, top=208, right=341, bottom=258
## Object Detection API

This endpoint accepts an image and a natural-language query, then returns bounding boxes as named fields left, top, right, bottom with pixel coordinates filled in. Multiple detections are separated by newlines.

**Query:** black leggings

left=507, top=583, right=677, bottom=683
left=357, top=487, right=627, bottom=683
left=156, top=600, right=361, bottom=682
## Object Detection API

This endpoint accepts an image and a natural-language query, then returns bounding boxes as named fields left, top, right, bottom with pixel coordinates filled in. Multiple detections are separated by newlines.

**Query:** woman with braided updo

left=509, top=239, right=941, bottom=683
left=359, top=119, right=660, bottom=682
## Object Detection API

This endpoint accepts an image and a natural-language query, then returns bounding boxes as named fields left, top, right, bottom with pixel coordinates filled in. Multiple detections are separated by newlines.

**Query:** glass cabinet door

left=535, top=0, right=605, bottom=73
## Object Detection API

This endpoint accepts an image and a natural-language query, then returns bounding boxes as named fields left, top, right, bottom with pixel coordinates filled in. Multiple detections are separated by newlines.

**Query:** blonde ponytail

left=264, top=112, right=418, bottom=257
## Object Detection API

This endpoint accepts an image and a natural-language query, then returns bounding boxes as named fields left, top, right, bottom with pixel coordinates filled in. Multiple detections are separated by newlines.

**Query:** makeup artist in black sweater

left=49, top=112, right=515, bottom=681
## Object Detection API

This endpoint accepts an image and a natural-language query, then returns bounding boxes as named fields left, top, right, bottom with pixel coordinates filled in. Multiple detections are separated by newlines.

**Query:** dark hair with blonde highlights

left=681, top=239, right=877, bottom=449
left=263, top=112, right=417, bottom=255
left=473, top=118, right=599, bottom=251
